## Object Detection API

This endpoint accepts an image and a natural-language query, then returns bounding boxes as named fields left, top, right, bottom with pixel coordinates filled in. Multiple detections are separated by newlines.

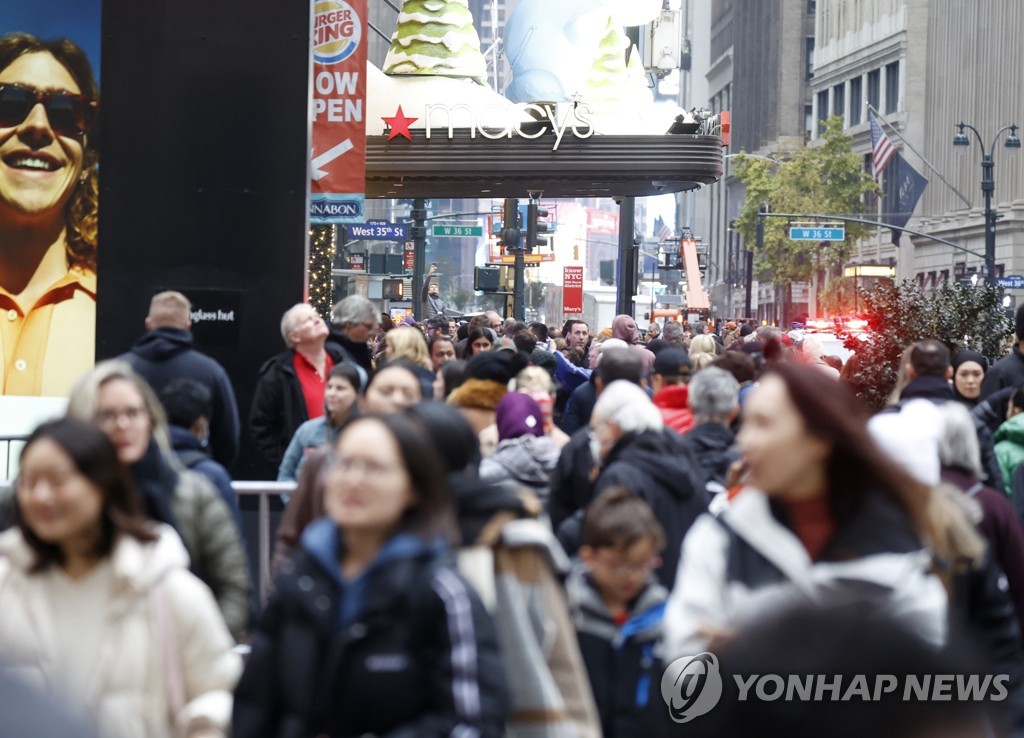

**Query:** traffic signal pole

left=616, top=197, right=637, bottom=316
left=504, top=197, right=524, bottom=320
left=410, top=198, right=428, bottom=316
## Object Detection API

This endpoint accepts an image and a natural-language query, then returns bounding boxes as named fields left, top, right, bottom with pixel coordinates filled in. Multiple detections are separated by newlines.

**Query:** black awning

left=366, top=131, right=723, bottom=199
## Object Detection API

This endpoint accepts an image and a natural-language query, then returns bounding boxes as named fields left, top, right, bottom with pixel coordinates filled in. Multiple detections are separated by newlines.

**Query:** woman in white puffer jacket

left=0, top=417, right=240, bottom=738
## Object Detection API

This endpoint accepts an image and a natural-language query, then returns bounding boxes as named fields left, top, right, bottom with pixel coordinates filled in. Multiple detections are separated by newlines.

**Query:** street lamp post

left=953, top=122, right=1021, bottom=284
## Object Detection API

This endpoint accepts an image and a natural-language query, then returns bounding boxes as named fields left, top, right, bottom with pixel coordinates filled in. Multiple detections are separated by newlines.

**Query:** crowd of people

left=9, top=289, right=1024, bottom=737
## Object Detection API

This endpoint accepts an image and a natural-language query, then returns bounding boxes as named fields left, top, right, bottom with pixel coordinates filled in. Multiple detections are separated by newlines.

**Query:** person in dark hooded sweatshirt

left=121, top=290, right=240, bottom=467
left=587, top=380, right=710, bottom=588
left=611, top=314, right=655, bottom=377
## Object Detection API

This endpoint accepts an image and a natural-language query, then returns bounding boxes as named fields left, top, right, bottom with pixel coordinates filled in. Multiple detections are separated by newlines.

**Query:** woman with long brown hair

left=0, top=33, right=99, bottom=396
left=234, top=413, right=508, bottom=737
left=664, top=362, right=948, bottom=658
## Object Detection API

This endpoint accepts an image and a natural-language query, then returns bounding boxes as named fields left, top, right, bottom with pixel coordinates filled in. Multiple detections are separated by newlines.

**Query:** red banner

left=404, top=242, right=415, bottom=271
left=562, top=266, right=584, bottom=313
left=310, top=0, right=367, bottom=223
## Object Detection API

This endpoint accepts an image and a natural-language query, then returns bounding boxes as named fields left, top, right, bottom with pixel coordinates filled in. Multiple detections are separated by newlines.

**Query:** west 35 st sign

left=422, top=102, right=595, bottom=152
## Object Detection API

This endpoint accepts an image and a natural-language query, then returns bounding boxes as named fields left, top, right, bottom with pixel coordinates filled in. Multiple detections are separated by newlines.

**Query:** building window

left=805, top=37, right=814, bottom=79
left=885, top=61, right=899, bottom=113
left=867, top=69, right=880, bottom=112
left=849, top=76, right=862, bottom=125
left=808, top=0, right=816, bottom=12
left=816, top=90, right=829, bottom=131
left=805, top=105, right=814, bottom=140
left=832, top=82, right=845, bottom=120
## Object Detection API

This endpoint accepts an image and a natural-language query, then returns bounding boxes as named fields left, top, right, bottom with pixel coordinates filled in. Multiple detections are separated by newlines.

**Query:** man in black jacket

left=250, top=304, right=347, bottom=478
left=982, top=303, right=1024, bottom=400
left=588, top=380, right=710, bottom=588
left=121, top=290, right=240, bottom=467
left=888, top=339, right=1003, bottom=486
left=328, top=294, right=377, bottom=375
left=680, top=366, right=741, bottom=490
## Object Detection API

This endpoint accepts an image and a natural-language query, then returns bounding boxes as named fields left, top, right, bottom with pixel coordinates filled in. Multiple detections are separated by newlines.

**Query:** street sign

left=432, top=224, right=484, bottom=237
left=997, top=275, right=1024, bottom=289
left=789, top=226, right=845, bottom=241
left=347, top=222, right=409, bottom=240
left=563, top=266, right=584, bottom=313
left=496, top=253, right=555, bottom=264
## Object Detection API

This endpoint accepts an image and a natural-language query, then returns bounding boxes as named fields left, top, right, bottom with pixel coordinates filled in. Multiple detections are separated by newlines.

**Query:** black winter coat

left=548, top=427, right=596, bottom=532
left=327, top=325, right=375, bottom=375
left=121, top=327, right=241, bottom=467
left=679, top=421, right=740, bottom=489
left=596, top=430, right=711, bottom=588
left=233, top=521, right=508, bottom=738
left=982, top=345, right=1024, bottom=400
left=249, top=344, right=347, bottom=477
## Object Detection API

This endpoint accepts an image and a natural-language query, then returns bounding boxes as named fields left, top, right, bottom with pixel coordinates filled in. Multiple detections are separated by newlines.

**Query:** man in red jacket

left=651, top=347, right=694, bottom=434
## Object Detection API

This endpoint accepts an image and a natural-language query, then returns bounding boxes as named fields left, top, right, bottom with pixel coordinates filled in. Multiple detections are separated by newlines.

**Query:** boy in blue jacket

left=568, top=486, right=668, bottom=737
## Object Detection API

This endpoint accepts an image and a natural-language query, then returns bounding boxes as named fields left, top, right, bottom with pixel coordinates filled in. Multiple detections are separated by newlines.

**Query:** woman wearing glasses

left=234, top=413, right=509, bottom=738
left=66, top=360, right=251, bottom=641
left=0, top=33, right=99, bottom=396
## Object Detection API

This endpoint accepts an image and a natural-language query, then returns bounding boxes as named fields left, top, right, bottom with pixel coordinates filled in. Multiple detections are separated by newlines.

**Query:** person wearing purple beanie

left=480, top=392, right=562, bottom=507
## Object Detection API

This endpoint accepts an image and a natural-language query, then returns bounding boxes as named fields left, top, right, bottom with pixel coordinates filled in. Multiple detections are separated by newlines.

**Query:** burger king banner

left=310, top=0, right=367, bottom=223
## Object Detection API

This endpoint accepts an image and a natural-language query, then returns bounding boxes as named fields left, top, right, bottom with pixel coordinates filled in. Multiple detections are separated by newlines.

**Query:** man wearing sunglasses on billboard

left=0, top=33, right=99, bottom=396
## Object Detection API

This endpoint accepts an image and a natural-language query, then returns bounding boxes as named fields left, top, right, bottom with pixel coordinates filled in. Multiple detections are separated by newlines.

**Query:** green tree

left=732, top=117, right=879, bottom=285
left=844, top=278, right=1012, bottom=411
left=818, top=275, right=859, bottom=315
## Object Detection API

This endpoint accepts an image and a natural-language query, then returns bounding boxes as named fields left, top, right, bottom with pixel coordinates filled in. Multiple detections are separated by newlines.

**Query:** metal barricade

left=232, top=480, right=296, bottom=605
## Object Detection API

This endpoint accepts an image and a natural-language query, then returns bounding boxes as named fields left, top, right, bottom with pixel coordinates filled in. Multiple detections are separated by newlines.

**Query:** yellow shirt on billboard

left=0, top=263, right=96, bottom=397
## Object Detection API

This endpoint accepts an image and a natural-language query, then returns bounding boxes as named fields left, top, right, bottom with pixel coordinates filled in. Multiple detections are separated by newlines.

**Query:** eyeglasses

left=0, top=83, right=98, bottom=139
left=329, top=456, right=397, bottom=480
left=593, top=551, right=662, bottom=578
left=96, top=406, right=147, bottom=429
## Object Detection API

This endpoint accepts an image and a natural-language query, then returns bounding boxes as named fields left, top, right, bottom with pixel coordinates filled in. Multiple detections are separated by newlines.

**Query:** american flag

left=654, top=215, right=674, bottom=243
left=869, top=110, right=896, bottom=182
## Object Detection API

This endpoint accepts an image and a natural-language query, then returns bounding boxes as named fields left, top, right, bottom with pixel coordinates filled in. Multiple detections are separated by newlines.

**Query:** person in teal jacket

left=993, top=382, right=1024, bottom=493
left=277, top=362, right=364, bottom=481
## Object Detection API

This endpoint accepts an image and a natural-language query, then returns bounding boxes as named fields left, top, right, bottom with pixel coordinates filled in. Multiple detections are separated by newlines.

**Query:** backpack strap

left=175, top=449, right=208, bottom=470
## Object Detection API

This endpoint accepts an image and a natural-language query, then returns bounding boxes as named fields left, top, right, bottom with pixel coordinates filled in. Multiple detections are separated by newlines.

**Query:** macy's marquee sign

left=422, top=102, right=595, bottom=151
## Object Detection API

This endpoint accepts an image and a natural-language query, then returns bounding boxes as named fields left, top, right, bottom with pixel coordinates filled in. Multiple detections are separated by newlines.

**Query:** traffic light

left=526, top=202, right=550, bottom=252
left=382, top=279, right=404, bottom=300
left=474, top=266, right=501, bottom=292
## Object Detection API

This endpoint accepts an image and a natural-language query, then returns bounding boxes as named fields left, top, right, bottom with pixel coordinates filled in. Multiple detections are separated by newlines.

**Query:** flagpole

left=876, top=187, right=883, bottom=263
left=867, top=103, right=973, bottom=208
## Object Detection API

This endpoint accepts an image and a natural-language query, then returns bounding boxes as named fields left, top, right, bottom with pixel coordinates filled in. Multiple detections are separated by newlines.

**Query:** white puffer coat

left=0, top=524, right=241, bottom=738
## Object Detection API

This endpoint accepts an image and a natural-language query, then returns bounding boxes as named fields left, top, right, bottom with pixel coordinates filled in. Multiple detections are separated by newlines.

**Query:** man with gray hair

left=661, top=319, right=687, bottom=349
left=251, top=303, right=346, bottom=477
left=680, top=367, right=741, bottom=489
left=121, top=290, right=240, bottom=466
left=329, top=294, right=377, bottom=374
left=588, top=380, right=710, bottom=587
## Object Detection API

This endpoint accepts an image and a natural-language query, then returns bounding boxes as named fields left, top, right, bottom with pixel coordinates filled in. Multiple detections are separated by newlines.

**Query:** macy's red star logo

left=382, top=106, right=418, bottom=141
